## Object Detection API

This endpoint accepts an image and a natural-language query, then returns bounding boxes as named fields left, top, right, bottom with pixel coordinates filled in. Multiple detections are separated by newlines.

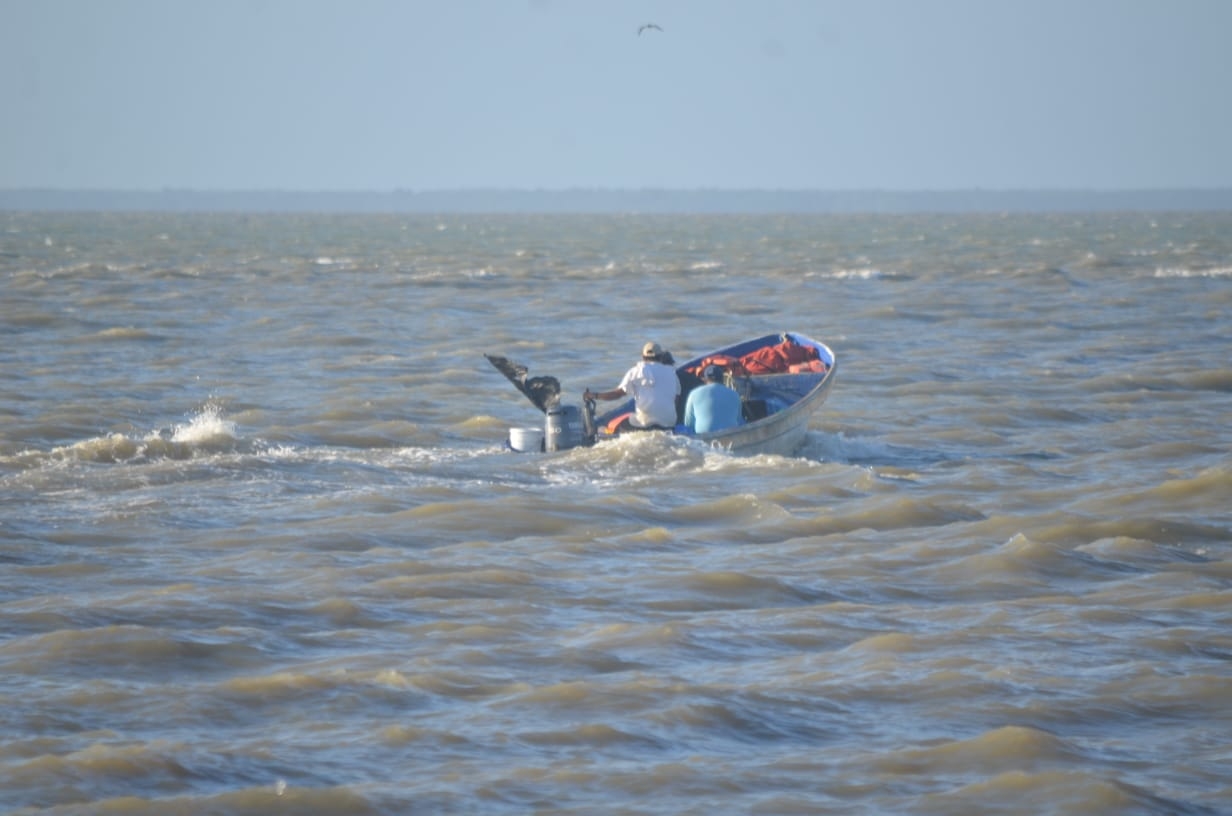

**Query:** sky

left=3, top=0, right=1231, bottom=192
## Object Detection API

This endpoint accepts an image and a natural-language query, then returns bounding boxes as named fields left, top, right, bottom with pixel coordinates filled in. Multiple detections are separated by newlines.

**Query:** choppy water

left=2, top=210, right=1230, bottom=815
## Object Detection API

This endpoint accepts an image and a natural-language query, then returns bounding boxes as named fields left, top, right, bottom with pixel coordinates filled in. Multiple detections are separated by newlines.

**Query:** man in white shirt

left=584, top=341, right=681, bottom=430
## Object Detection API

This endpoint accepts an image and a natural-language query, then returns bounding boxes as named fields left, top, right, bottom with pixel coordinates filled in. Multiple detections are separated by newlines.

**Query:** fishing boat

left=486, top=331, right=836, bottom=457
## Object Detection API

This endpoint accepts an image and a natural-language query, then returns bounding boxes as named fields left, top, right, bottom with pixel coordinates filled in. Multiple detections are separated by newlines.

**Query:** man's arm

left=584, top=387, right=626, bottom=402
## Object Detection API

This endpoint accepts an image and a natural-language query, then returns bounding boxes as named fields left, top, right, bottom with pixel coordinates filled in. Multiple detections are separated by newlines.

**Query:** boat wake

left=798, top=430, right=958, bottom=469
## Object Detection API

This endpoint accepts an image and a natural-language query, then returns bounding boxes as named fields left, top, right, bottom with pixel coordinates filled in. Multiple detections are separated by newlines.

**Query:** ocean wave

left=86, top=326, right=166, bottom=341
left=804, top=267, right=884, bottom=280
left=1154, top=265, right=1232, bottom=278
left=1, top=404, right=240, bottom=469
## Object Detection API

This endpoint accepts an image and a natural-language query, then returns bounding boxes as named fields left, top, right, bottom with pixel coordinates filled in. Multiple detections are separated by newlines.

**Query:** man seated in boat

left=584, top=341, right=680, bottom=432
left=683, top=364, right=744, bottom=434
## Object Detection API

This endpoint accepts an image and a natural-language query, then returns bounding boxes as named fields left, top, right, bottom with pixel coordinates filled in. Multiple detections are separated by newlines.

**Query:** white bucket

left=508, top=426, right=544, bottom=452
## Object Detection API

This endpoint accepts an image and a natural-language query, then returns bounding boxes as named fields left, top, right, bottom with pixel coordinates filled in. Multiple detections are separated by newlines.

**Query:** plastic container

left=508, top=426, right=544, bottom=452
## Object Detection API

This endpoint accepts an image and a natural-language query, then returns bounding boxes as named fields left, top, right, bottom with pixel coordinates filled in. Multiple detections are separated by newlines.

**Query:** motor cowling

left=545, top=404, right=590, bottom=451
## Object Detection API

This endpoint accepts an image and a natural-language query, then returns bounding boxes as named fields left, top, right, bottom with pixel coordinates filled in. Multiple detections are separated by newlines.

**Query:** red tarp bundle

left=689, top=338, right=824, bottom=379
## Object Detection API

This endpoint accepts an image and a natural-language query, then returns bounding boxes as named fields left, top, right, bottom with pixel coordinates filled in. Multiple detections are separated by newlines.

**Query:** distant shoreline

left=3, top=188, right=1231, bottom=214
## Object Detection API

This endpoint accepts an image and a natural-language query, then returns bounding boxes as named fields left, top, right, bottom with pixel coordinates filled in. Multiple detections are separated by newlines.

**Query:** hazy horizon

left=6, top=187, right=1231, bottom=215
left=7, top=184, right=1232, bottom=194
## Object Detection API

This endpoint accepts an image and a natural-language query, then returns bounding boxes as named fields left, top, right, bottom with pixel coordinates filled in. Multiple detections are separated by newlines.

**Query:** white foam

left=166, top=403, right=238, bottom=444
left=798, top=431, right=896, bottom=465
left=1153, top=266, right=1232, bottom=278
left=805, top=267, right=883, bottom=280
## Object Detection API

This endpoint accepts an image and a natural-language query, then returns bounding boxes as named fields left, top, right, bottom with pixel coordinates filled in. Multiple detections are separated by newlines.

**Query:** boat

left=485, top=331, right=836, bottom=457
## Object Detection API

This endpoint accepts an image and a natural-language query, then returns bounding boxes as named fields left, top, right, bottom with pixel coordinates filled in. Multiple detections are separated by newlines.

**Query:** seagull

left=637, top=23, right=663, bottom=36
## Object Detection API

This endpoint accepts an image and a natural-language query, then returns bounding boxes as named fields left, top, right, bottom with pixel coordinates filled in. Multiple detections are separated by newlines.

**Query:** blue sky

left=3, top=0, right=1230, bottom=191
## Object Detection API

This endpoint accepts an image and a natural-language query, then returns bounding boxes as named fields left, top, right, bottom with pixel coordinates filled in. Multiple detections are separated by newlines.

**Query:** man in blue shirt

left=683, top=364, right=744, bottom=434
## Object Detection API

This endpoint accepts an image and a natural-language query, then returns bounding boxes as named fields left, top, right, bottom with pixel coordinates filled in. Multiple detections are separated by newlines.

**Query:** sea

left=2, top=209, right=1230, bottom=815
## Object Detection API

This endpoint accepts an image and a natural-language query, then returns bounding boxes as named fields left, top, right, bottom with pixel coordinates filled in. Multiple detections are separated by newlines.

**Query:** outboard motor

left=485, top=353, right=599, bottom=452
left=545, top=403, right=587, bottom=452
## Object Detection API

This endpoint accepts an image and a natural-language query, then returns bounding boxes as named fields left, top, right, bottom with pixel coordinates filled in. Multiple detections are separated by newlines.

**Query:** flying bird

left=637, top=23, right=663, bottom=36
